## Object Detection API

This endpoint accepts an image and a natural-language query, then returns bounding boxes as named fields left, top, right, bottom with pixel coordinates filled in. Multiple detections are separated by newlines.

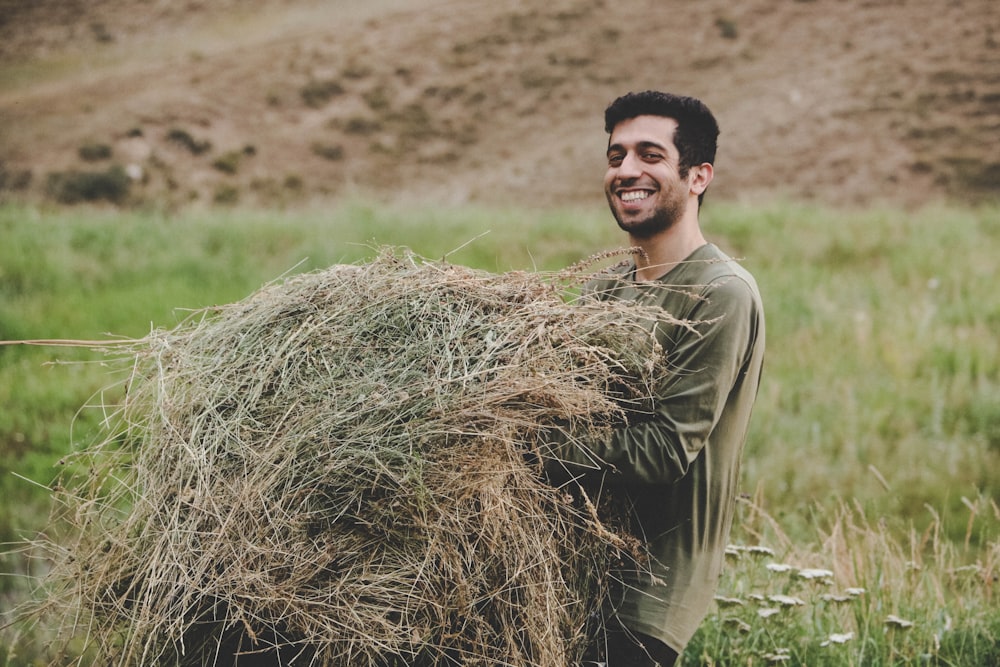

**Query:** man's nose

left=616, top=151, right=643, bottom=179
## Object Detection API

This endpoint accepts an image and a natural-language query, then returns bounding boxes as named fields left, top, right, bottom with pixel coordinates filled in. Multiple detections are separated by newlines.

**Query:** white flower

left=724, top=617, right=752, bottom=633
left=763, top=648, right=791, bottom=662
left=766, top=563, right=793, bottom=573
left=886, top=614, right=915, bottom=629
left=714, top=595, right=745, bottom=607
left=821, top=632, right=855, bottom=646
left=822, top=587, right=865, bottom=602
left=726, top=544, right=775, bottom=557
left=798, top=568, right=834, bottom=580
left=747, top=545, right=776, bottom=556
left=748, top=593, right=766, bottom=602
left=768, top=594, right=805, bottom=607
left=758, top=607, right=780, bottom=618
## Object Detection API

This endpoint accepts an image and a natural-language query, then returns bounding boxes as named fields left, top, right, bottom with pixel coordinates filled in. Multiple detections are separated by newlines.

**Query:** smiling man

left=548, top=91, right=766, bottom=666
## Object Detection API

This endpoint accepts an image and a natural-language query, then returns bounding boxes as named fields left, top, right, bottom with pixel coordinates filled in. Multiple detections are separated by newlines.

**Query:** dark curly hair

left=604, top=91, right=720, bottom=182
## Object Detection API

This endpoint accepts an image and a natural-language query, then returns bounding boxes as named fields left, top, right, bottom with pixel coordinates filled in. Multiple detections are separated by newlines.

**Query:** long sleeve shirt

left=551, top=242, right=765, bottom=652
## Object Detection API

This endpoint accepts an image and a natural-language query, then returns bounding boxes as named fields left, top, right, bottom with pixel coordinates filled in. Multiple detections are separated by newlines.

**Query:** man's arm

left=547, top=276, right=760, bottom=486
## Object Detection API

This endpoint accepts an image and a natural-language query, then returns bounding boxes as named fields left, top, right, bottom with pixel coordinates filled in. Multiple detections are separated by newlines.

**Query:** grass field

left=1, top=200, right=998, bottom=665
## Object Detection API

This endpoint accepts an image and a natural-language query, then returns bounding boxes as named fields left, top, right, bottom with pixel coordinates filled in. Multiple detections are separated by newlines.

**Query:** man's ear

left=689, top=163, right=714, bottom=196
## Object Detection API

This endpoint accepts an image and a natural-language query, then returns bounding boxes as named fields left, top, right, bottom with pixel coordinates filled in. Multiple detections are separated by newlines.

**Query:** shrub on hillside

left=45, top=166, right=130, bottom=204
left=213, top=184, right=240, bottom=204
left=78, top=142, right=113, bottom=162
left=166, top=128, right=212, bottom=155
left=0, top=165, right=32, bottom=192
left=300, top=79, right=345, bottom=108
left=212, top=145, right=257, bottom=175
left=311, top=142, right=345, bottom=161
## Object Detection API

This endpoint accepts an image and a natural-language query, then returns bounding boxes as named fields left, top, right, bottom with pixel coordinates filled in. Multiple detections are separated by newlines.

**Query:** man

left=548, top=91, right=765, bottom=666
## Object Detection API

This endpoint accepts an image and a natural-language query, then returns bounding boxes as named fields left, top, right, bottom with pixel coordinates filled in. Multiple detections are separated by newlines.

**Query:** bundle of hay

left=39, top=249, right=678, bottom=667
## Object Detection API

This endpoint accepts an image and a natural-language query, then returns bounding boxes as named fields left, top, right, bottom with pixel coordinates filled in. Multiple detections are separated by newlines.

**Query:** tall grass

left=707, top=203, right=1000, bottom=546
left=686, top=492, right=1000, bottom=666
left=1, top=200, right=998, bottom=665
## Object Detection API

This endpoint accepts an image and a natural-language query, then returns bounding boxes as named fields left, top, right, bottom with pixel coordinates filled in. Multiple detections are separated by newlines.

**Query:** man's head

left=604, top=91, right=719, bottom=184
left=603, top=91, right=719, bottom=239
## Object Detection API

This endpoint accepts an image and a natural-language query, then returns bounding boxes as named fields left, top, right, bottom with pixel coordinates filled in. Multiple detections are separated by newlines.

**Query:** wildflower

left=822, top=587, right=865, bottom=602
left=885, top=614, right=914, bottom=629
left=766, top=563, right=793, bottom=573
left=758, top=607, right=780, bottom=618
left=714, top=595, right=745, bottom=607
left=768, top=594, right=805, bottom=607
left=797, top=568, right=834, bottom=580
left=746, top=545, right=776, bottom=556
left=748, top=593, right=766, bottom=602
left=723, top=617, right=752, bottom=633
left=725, top=545, right=742, bottom=558
left=762, top=648, right=791, bottom=663
left=821, top=632, right=854, bottom=646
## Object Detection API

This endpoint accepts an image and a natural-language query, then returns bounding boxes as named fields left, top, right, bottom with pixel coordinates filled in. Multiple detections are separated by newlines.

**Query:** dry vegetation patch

left=3, top=0, right=999, bottom=208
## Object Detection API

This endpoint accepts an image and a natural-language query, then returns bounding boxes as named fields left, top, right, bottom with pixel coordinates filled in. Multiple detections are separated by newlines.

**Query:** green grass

left=686, top=495, right=1000, bottom=666
left=1, top=199, right=998, bottom=665
left=707, top=203, right=1000, bottom=545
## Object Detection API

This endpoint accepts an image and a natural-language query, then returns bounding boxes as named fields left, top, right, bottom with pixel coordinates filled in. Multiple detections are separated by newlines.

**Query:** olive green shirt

left=557, top=243, right=765, bottom=651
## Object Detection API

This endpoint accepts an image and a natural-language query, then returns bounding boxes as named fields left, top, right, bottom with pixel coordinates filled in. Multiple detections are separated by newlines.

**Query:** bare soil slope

left=1, top=0, right=998, bottom=210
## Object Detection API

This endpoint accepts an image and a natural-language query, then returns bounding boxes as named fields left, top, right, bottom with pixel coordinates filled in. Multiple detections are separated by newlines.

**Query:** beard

left=608, top=189, right=686, bottom=240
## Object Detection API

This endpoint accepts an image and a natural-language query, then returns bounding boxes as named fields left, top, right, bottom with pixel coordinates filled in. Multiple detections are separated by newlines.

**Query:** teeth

left=620, top=191, right=650, bottom=202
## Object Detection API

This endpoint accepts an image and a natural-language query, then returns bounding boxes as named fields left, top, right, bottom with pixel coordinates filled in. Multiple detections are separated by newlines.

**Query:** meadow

left=1, top=200, right=998, bottom=665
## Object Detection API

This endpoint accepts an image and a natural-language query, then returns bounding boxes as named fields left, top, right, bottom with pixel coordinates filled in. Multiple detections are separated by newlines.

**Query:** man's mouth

left=619, top=190, right=652, bottom=202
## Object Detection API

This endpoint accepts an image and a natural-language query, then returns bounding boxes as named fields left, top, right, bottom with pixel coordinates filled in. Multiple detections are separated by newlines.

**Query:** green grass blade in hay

left=32, top=248, right=686, bottom=667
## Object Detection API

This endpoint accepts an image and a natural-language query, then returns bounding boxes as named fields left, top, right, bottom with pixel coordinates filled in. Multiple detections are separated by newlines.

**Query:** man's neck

left=630, top=215, right=706, bottom=282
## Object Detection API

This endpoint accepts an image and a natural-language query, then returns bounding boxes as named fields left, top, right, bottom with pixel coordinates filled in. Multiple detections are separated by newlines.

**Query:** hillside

left=1, top=0, right=998, bottom=210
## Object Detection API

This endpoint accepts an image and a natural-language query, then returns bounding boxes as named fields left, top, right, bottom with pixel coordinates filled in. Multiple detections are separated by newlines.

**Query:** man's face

left=603, top=115, right=690, bottom=239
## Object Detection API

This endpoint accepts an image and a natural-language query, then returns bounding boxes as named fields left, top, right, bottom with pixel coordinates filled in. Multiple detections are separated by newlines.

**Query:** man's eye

left=608, top=155, right=624, bottom=166
left=643, top=153, right=662, bottom=161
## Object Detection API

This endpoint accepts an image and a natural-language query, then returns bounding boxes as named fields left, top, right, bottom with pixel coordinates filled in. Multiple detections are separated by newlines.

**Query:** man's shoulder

left=579, top=244, right=761, bottom=307
left=685, top=244, right=761, bottom=301
left=687, top=244, right=750, bottom=278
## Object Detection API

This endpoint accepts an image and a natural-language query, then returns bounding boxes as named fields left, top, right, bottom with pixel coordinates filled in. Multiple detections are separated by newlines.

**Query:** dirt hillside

left=1, top=0, right=998, bottom=210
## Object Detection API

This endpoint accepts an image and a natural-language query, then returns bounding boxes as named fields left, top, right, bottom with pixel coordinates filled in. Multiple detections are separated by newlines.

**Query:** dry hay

left=37, top=248, right=680, bottom=666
